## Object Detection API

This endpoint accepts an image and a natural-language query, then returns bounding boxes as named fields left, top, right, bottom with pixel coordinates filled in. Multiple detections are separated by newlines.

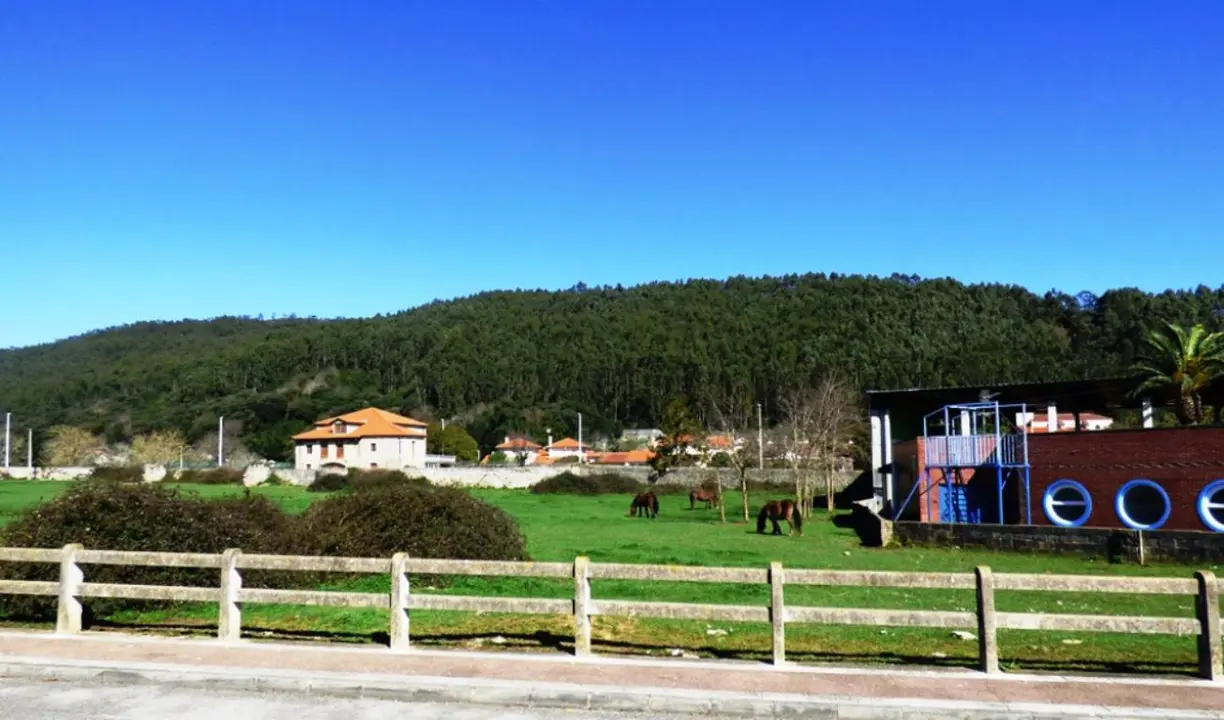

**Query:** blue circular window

left=1115, top=479, right=1171, bottom=530
left=1196, top=480, right=1224, bottom=533
left=1043, top=479, right=1093, bottom=527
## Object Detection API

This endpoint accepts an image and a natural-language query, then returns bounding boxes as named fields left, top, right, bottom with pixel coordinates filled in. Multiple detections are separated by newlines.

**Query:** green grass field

left=0, top=480, right=1215, bottom=675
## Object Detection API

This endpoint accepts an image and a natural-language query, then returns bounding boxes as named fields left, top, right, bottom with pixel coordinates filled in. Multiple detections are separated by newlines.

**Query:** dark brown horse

left=689, top=485, right=720, bottom=510
left=756, top=500, right=803, bottom=536
left=629, top=491, right=659, bottom=519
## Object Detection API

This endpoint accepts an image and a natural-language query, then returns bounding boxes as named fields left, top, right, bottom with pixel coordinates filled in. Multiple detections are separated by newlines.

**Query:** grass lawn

left=0, top=480, right=1215, bottom=675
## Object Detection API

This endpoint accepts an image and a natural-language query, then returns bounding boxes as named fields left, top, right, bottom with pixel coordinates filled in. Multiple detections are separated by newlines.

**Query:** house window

left=1042, top=479, right=1092, bottom=528
left=370, top=463, right=378, bottom=469
left=306, top=464, right=312, bottom=470
left=1197, top=480, right=1224, bottom=533
left=1115, top=479, right=1171, bottom=531
left=321, top=445, right=330, bottom=459
left=336, top=444, right=345, bottom=459
left=333, top=421, right=344, bottom=434
left=371, top=442, right=378, bottom=452
left=307, top=445, right=314, bottom=455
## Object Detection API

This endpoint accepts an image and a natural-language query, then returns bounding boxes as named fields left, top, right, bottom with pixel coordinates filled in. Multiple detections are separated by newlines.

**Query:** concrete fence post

left=770, top=561, right=786, bottom=665
left=390, top=552, right=411, bottom=651
left=975, top=565, right=999, bottom=674
left=218, top=548, right=242, bottom=642
left=1195, top=570, right=1221, bottom=681
left=573, top=556, right=592, bottom=657
left=56, top=544, right=83, bottom=634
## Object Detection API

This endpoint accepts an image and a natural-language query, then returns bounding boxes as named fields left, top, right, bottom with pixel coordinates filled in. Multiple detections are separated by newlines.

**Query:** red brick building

left=868, top=378, right=1224, bottom=534
left=893, top=427, right=1224, bottom=531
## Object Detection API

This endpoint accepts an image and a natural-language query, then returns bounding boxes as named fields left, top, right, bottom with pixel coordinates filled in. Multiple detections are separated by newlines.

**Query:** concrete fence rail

left=0, top=546, right=1219, bottom=681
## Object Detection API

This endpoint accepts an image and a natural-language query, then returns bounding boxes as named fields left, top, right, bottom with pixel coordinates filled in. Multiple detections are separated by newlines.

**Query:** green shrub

left=176, top=468, right=244, bottom=485
left=531, top=471, right=643, bottom=495
left=290, top=485, right=527, bottom=567
left=0, top=481, right=293, bottom=623
left=307, top=471, right=349, bottom=493
left=87, top=466, right=144, bottom=483
left=347, top=468, right=430, bottom=492
left=307, top=468, right=430, bottom=493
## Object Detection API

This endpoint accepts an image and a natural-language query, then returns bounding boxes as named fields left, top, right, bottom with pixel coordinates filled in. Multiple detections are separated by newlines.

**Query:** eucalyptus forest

left=1, top=273, right=1221, bottom=460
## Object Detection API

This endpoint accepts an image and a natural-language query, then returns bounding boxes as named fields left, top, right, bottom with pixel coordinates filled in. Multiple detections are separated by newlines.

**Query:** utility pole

left=756, top=403, right=764, bottom=470
left=27, top=429, right=33, bottom=469
left=3, top=412, right=9, bottom=470
left=217, top=416, right=224, bottom=468
left=577, top=413, right=584, bottom=464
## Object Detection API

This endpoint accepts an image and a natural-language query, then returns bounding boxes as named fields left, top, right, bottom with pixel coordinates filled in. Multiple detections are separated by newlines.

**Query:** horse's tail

left=756, top=503, right=769, bottom=533
left=791, top=502, right=803, bottom=534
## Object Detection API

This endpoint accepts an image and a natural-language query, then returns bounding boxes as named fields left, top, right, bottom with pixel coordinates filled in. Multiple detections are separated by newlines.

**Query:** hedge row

left=530, top=471, right=795, bottom=496
left=307, top=468, right=430, bottom=493
left=0, top=477, right=526, bottom=625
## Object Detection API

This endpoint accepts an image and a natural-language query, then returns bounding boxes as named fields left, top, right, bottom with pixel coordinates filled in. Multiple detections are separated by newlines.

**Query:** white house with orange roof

left=491, top=435, right=543, bottom=464
left=293, top=407, right=429, bottom=472
left=544, top=437, right=591, bottom=461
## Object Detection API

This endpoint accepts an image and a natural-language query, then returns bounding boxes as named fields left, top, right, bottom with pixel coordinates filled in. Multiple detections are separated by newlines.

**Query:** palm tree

left=1131, top=323, right=1224, bottom=425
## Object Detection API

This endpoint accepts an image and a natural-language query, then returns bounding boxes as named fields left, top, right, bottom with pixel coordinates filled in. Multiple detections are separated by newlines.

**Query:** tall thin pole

left=217, top=416, right=224, bottom=468
left=3, top=412, right=9, bottom=470
left=577, top=413, right=583, bottom=464
left=757, top=403, right=764, bottom=470
left=27, top=429, right=33, bottom=469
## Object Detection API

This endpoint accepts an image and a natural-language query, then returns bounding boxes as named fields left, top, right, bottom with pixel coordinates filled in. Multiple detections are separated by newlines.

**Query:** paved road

left=0, top=679, right=678, bottom=720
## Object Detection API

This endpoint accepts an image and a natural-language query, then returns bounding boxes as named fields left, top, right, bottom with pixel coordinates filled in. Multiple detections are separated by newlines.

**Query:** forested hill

left=2, top=274, right=1222, bottom=460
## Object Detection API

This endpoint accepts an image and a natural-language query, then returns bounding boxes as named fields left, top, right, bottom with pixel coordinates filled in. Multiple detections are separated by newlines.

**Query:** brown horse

left=629, top=491, right=659, bottom=519
left=689, top=485, right=720, bottom=510
left=756, top=499, right=803, bottom=536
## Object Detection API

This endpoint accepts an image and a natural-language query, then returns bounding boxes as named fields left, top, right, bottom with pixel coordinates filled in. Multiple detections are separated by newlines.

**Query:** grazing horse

left=756, top=500, right=803, bottom=536
left=689, top=486, right=720, bottom=510
left=628, top=491, right=659, bottom=519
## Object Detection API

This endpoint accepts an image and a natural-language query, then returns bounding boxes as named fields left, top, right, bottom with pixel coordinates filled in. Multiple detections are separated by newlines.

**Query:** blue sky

left=1, top=0, right=1222, bottom=349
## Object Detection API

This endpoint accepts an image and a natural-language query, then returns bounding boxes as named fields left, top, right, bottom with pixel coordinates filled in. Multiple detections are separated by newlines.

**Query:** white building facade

left=293, top=407, right=429, bottom=472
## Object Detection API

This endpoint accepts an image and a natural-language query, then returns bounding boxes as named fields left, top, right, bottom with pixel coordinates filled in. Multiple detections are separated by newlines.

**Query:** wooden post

left=218, top=548, right=242, bottom=642
left=1196, top=570, right=1221, bottom=681
left=975, top=566, right=999, bottom=674
left=573, top=556, right=592, bottom=657
left=770, top=561, right=785, bottom=665
left=390, top=552, right=411, bottom=651
left=56, top=544, right=83, bottom=634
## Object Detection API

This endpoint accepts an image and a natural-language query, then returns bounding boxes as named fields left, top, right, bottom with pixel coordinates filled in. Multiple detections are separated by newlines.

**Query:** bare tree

left=779, top=372, right=865, bottom=514
left=41, top=426, right=105, bottom=466
left=130, top=430, right=189, bottom=466
left=709, top=396, right=761, bottom=523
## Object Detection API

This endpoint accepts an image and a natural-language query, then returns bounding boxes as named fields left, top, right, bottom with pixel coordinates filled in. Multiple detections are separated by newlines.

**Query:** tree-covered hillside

left=2, top=274, right=1222, bottom=460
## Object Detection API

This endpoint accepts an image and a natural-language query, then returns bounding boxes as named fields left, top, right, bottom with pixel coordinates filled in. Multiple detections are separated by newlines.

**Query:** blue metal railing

left=922, top=434, right=1026, bottom=467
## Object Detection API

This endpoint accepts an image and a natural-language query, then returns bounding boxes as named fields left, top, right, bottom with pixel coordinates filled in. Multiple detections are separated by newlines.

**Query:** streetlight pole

left=756, top=403, right=764, bottom=470
left=3, top=412, right=10, bottom=470
left=577, top=413, right=584, bottom=464
left=217, top=416, right=224, bottom=468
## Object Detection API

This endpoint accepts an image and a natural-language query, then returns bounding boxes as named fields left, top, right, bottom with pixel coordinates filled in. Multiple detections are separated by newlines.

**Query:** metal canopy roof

left=864, top=375, right=1221, bottom=415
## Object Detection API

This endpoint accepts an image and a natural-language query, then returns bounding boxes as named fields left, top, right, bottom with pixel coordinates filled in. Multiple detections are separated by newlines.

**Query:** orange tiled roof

left=292, top=407, right=427, bottom=441
left=595, top=449, right=655, bottom=465
left=546, top=437, right=589, bottom=450
left=316, top=407, right=427, bottom=428
left=496, top=437, right=542, bottom=450
left=707, top=434, right=736, bottom=449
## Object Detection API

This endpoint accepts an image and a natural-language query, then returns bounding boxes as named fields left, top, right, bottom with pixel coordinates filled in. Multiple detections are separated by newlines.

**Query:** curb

left=1, top=656, right=1222, bottom=719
